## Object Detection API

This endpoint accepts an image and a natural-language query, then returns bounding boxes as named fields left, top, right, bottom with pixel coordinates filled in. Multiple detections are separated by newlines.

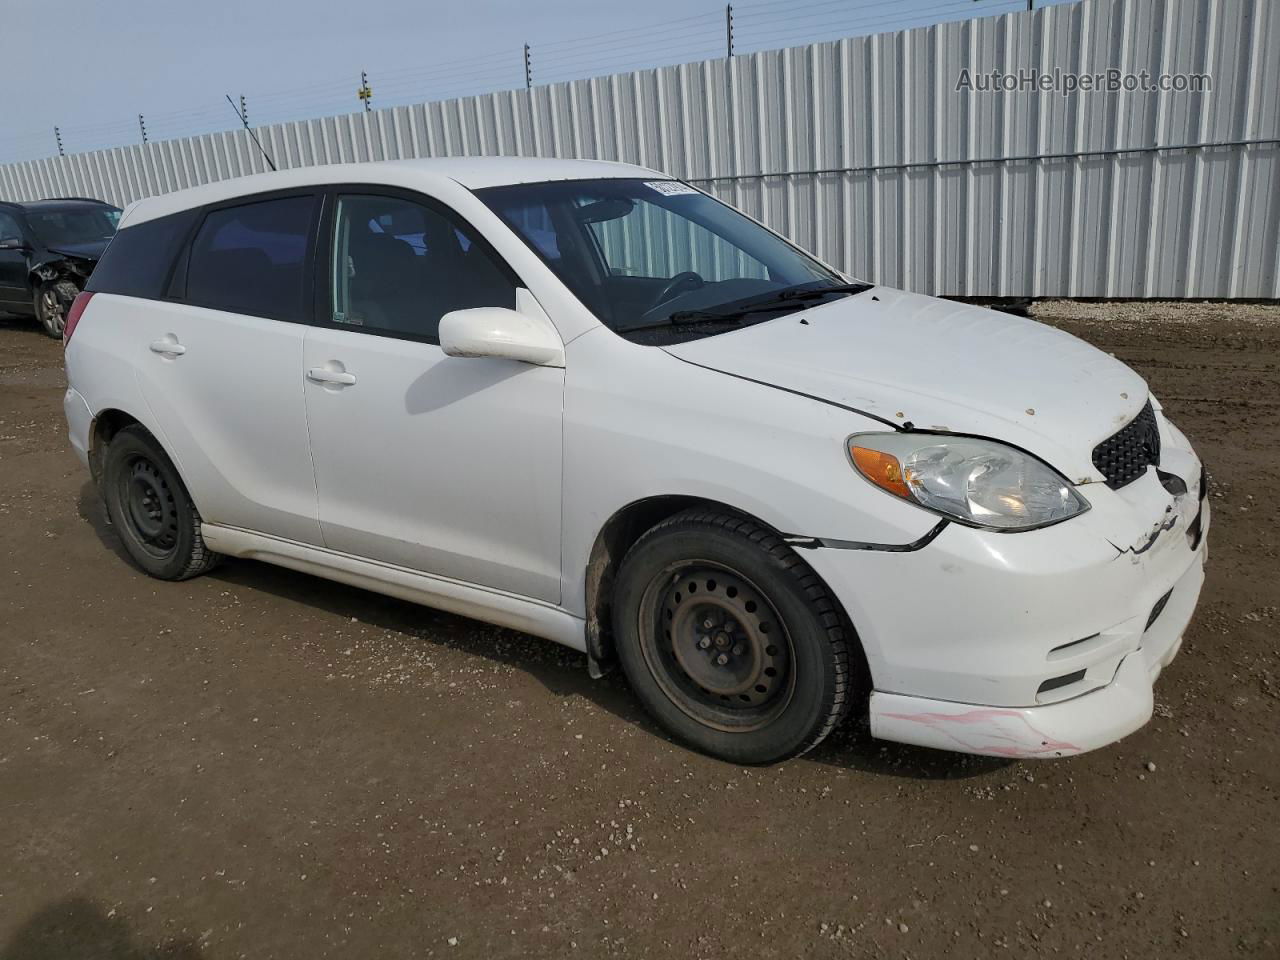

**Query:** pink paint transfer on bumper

left=868, top=543, right=1204, bottom=758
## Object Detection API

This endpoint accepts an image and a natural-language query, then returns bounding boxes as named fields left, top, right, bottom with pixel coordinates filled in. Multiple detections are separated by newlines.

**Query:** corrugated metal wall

left=2, top=0, right=1277, bottom=298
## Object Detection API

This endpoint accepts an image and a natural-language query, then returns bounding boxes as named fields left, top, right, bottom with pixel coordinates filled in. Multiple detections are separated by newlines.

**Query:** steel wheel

left=118, top=453, right=180, bottom=560
left=101, top=425, right=221, bottom=581
left=639, top=561, right=795, bottom=732
left=613, top=509, right=855, bottom=763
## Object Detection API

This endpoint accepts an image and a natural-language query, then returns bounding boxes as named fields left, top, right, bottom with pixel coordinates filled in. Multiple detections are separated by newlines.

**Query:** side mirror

left=0, top=237, right=26, bottom=251
left=439, top=307, right=565, bottom=368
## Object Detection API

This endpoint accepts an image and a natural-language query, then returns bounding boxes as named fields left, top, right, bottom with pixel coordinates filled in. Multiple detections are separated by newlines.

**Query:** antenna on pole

left=225, top=94, right=277, bottom=172
left=239, top=94, right=248, bottom=125
left=726, top=4, right=734, bottom=58
left=523, top=43, right=533, bottom=89
left=54, top=126, right=65, bottom=157
left=358, top=71, right=373, bottom=112
left=138, top=114, right=148, bottom=145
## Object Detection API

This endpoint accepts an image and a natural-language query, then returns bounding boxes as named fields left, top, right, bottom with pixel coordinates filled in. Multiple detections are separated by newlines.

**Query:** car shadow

left=403, top=357, right=523, bottom=415
left=804, top=720, right=1011, bottom=780
left=0, top=310, right=38, bottom=333
left=75, top=481, right=1006, bottom=782
left=0, top=897, right=205, bottom=960
left=77, top=481, right=132, bottom=567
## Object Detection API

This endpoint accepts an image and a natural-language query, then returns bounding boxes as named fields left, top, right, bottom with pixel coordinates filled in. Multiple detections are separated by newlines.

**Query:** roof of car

left=120, top=156, right=667, bottom=227
left=1, top=197, right=119, bottom=211
left=390, top=156, right=664, bottom=189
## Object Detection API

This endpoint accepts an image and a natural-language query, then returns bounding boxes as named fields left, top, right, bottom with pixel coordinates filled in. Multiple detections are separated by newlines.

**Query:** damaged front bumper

left=804, top=414, right=1210, bottom=759
left=867, top=537, right=1205, bottom=757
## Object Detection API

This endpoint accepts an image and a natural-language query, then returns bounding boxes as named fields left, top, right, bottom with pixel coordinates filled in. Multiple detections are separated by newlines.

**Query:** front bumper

left=867, top=540, right=1204, bottom=757
left=804, top=433, right=1209, bottom=759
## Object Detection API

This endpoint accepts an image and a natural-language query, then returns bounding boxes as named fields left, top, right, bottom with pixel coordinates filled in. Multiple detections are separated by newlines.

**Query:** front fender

left=559, top=329, right=939, bottom=616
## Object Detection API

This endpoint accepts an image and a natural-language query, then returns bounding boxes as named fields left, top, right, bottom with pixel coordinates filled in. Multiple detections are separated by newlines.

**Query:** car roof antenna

left=224, top=94, right=277, bottom=172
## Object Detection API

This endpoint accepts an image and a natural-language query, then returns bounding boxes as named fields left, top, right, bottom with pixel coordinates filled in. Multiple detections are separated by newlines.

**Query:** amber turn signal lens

left=850, top=445, right=913, bottom=500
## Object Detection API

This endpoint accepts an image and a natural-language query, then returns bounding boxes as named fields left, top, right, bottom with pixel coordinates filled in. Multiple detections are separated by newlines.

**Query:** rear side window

left=185, top=196, right=316, bottom=321
left=86, top=209, right=198, bottom=299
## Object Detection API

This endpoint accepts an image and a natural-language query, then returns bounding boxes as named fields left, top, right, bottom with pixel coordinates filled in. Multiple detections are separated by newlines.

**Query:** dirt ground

left=1, top=300, right=1277, bottom=959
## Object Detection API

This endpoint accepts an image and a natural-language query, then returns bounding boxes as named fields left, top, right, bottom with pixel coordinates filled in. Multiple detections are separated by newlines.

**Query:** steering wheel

left=652, top=271, right=705, bottom=308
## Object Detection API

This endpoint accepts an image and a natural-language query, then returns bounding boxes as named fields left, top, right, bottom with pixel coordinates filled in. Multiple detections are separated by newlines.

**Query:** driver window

left=586, top=199, right=768, bottom=282
left=330, top=194, right=516, bottom=342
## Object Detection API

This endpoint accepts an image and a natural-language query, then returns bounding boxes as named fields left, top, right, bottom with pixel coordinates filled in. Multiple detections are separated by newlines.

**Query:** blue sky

left=1, top=0, right=1060, bottom=163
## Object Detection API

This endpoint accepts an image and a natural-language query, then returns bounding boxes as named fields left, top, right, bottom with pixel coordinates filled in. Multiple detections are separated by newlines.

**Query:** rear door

left=300, top=188, right=564, bottom=602
left=131, top=192, right=324, bottom=545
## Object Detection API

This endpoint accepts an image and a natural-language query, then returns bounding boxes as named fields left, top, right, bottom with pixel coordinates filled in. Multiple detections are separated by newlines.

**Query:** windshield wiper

left=771, top=281, right=874, bottom=302
left=617, top=280, right=874, bottom=335
left=670, top=281, right=874, bottom=322
left=617, top=311, right=747, bottom=334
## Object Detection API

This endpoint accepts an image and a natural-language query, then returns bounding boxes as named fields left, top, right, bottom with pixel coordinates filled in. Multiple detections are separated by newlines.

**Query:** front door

left=301, top=190, right=564, bottom=603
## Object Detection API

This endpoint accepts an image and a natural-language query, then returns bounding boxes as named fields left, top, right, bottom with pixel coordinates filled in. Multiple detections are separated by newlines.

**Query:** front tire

left=34, top=279, right=79, bottom=339
left=613, top=509, right=853, bottom=764
left=101, top=425, right=221, bottom=580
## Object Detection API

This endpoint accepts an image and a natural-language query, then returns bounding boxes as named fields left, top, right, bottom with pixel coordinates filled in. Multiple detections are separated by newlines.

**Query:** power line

left=735, top=0, right=1019, bottom=49
left=738, top=0, right=998, bottom=34
left=1, top=0, right=1055, bottom=165
left=537, top=10, right=722, bottom=52
left=536, top=41, right=723, bottom=72
left=534, top=27, right=723, bottom=65
left=536, top=45, right=726, bottom=80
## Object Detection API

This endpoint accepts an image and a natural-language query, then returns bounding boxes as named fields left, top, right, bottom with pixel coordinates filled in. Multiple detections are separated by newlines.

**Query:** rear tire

left=612, top=509, right=852, bottom=764
left=101, top=425, right=221, bottom=580
left=34, top=279, right=79, bottom=339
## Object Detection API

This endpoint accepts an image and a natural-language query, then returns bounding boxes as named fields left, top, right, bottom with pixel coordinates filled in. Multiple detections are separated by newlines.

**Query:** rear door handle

left=307, top=367, right=357, bottom=386
left=149, top=337, right=186, bottom=357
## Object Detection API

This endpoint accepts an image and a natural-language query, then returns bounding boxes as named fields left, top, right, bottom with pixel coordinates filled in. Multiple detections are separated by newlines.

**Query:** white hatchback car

left=62, top=157, right=1208, bottom=764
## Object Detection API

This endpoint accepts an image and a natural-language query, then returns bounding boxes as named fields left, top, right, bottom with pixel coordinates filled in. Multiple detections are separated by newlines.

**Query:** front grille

left=1093, top=401, right=1161, bottom=489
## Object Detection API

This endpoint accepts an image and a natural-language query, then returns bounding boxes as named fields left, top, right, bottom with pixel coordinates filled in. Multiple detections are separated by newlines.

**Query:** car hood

left=661, top=287, right=1148, bottom=483
left=46, top=239, right=109, bottom=261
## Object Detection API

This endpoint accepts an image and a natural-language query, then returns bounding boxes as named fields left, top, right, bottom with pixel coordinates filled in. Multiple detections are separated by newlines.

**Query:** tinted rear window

left=185, top=196, right=316, bottom=321
left=86, top=209, right=197, bottom=299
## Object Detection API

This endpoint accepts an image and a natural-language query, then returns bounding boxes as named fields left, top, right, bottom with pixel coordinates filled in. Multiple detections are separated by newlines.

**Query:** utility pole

left=138, top=114, right=148, bottom=144
left=523, top=43, right=533, bottom=89
left=358, top=71, right=373, bottom=112
left=239, top=94, right=249, bottom=125
left=726, top=4, right=734, bottom=58
left=54, top=127, right=65, bottom=157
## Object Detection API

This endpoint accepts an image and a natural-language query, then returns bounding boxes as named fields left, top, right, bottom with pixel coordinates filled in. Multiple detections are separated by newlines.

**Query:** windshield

left=477, top=179, right=847, bottom=343
left=26, top=207, right=121, bottom=248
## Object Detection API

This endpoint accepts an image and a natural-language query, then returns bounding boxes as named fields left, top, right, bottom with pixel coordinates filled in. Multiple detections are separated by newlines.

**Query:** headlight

left=848, top=433, right=1090, bottom=531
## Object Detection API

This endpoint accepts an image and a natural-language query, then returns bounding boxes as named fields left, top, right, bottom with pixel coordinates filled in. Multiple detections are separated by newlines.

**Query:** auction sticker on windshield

left=644, top=181, right=699, bottom=196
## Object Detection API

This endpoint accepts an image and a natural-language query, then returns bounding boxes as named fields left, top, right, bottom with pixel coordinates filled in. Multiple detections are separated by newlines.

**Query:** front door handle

left=149, top=337, right=186, bottom=357
left=307, top=366, right=357, bottom=386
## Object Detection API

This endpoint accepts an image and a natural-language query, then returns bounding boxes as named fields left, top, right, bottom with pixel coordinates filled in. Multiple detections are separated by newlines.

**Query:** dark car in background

left=0, top=197, right=121, bottom=338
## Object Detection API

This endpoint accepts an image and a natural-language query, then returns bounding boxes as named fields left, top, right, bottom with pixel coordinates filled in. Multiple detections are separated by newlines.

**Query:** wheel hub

left=125, top=459, right=177, bottom=549
left=657, top=566, right=790, bottom=715
left=40, top=291, right=65, bottom=332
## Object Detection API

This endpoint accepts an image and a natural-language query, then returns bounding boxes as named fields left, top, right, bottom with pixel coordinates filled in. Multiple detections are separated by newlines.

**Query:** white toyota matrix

left=61, top=158, right=1208, bottom=764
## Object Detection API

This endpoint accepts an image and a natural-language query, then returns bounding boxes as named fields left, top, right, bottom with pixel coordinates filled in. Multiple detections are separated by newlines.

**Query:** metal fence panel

left=1, top=0, right=1276, bottom=298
